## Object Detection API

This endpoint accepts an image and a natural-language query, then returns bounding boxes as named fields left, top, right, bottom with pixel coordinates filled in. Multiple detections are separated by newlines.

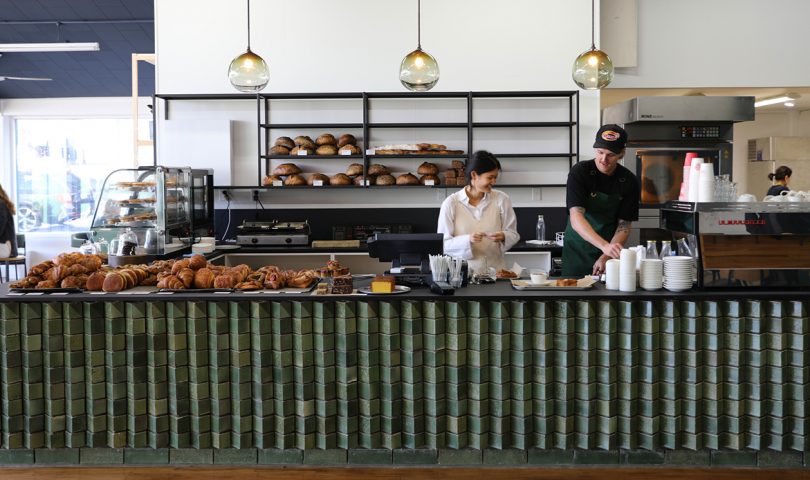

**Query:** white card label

left=296, top=150, right=308, bottom=156
left=364, top=179, right=371, bottom=186
left=366, top=148, right=375, bottom=155
left=313, top=180, right=323, bottom=186
left=273, top=180, right=282, bottom=187
left=424, top=179, right=435, bottom=186
left=339, top=150, right=352, bottom=156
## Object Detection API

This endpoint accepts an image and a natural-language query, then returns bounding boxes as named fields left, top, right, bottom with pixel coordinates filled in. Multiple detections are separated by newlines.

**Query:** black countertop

left=213, top=241, right=562, bottom=255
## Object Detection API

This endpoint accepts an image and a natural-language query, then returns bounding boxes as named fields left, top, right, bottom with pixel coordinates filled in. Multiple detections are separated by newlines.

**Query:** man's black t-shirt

left=565, top=159, right=640, bottom=221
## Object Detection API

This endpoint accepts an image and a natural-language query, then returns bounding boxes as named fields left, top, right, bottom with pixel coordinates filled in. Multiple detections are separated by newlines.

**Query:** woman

left=766, top=165, right=792, bottom=197
left=0, top=184, right=18, bottom=259
left=437, top=151, right=519, bottom=272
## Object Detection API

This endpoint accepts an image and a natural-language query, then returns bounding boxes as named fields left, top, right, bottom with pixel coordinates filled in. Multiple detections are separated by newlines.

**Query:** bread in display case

left=91, top=166, right=192, bottom=255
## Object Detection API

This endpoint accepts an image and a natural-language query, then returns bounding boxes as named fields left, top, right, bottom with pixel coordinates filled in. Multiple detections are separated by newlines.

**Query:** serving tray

left=510, top=277, right=595, bottom=291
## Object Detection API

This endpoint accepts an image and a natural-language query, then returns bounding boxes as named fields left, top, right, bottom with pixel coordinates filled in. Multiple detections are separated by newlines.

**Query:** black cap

left=593, top=124, right=628, bottom=154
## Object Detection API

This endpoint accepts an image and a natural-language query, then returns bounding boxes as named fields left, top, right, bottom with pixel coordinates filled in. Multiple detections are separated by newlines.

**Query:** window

left=14, top=118, right=152, bottom=232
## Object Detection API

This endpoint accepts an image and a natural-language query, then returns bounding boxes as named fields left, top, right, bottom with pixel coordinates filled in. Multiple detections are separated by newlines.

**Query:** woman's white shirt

left=437, top=188, right=519, bottom=260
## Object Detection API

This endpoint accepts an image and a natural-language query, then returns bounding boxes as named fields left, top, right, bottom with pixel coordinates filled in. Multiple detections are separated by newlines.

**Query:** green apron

left=562, top=189, right=623, bottom=277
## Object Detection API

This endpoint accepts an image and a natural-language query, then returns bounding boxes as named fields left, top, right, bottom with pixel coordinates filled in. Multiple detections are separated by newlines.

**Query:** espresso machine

left=661, top=201, right=810, bottom=288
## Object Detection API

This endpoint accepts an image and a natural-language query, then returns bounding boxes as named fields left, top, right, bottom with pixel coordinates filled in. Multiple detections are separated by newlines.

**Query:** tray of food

left=9, top=287, right=84, bottom=294
left=510, top=277, right=595, bottom=290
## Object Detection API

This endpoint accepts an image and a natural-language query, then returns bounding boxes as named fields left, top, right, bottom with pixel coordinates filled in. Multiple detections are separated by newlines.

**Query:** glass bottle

left=536, top=215, right=546, bottom=241
left=645, top=240, right=659, bottom=260
left=659, top=240, right=673, bottom=258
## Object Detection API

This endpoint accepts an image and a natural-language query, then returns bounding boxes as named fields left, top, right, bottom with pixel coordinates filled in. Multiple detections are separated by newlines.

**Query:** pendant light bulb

left=399, top=0, right=440, bottom=91
left=571, top=0, right=614, bottom=90
left=229, top=0, right=269, bottom=93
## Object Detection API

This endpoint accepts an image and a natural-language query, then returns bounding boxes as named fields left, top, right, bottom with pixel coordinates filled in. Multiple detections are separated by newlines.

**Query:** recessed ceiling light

left=784, top=101, right=796, bottom=107
left=754, top=94, right=798, bottom=108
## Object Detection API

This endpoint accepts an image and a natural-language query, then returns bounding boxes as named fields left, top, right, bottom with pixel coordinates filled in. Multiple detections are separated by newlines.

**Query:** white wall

left=611, top=0, right=810, bottom=88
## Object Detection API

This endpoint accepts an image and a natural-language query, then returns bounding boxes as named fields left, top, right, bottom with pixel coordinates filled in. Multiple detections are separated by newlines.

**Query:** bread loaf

left=345, top=163, right=364, bottom=177
left=315, top=144, right=338, bottom=155
left=290, top=145, right=315, bottom=155
left=419, top=174, right=440, bottom=185
left=274, top=136, right=295, bottom=149
left=337, top=134, right=357, bottom=147
left=284, top=174, right=307, bottom=186
left=338, top=144, right=360, bottom=155
left=451, top=160, right=465, bottom=170
left=272, top=163, right=302, bottom=176
left=269, top=145, right=290, bottom=155
left=294, top=135, right=315, bottom=147
left=396, top=173, right=419, bottom=185
left=353, top=175, right=373, bottom=186
left=316, top=133, right=337, bottom=146
left=417, top=162, right=439, bottom=175
left=307, top=173, right=330, bottom=186
left=368, top=164, right=390, bottom=176
left=329, top=173, right=352, bottom=185
left=375, top=174, right=396, bottom=186
left=262, top=174, right=283, bottom=186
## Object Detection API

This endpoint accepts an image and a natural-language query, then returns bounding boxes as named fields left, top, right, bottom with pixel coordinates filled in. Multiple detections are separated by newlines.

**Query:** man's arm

left=592, top=219, right=633, bottom=274
left=569, top=207, right=624, bottom=259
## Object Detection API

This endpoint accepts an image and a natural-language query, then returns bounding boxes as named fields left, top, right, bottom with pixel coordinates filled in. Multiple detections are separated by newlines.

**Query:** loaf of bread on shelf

left=307, top=173, right=331, bottom=186
left=269, top=145, right=290, bottom=156
left=274, top=136, right=295, bottom=149
left=375, top=174, right=395, bottom=186
left=329, top=173, right=352, bottom=185
left=284, top=174, right=307, bottom=186
left=294, top=135, right=315, bottom=147
left=345, top=163, right=363, bottom=177
left=315, top=144, right=338, bottom=155
left=368, top=164, right=390, bottom=176
left=272, top=163, right=302, bottom=176
left=396, top=173, right=419, bottom=185
left=316, top=133, right=336, bottom=146
left=337, top=134, right=357, bottom=148
left=371, top=275, right=395, bottom=293
left=451, top=160, right=465, bottom=170
left=419, top=174, right=440, bottom=185
left=290, top=145, right=315, bottom=155
left=353, top=175, right=373, bottom=186
left=262, top=174, right=283, bottom=186
left=417, top=162, right=439, bottom=175
left=338, top=144, right=360, bottom=155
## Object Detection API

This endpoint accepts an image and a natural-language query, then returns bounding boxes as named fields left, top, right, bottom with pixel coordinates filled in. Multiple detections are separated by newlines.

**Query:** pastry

left=177, top=268, right=195, bottom=288
left=496, top=269, right=518, bottom=279
left=294, top=135, right=315, bottom=147
left=371, top=275, right=395, bottom=293
left=36, top=280, right=58, bottom=289
left=331, top=274, right=354, bottom=294
left=419, top=174, right=440, bottom=185
left=284, top=174, right=307, bottom=186
left=338, top=144, right=360, bottom=155
left=345, top=163, right=364, bottom=176
left=85, top=271, right=107, bottom=291
left=329, top=173, right=352, bottom=185
left=290, top=145, right=315, bottom=155
left=368, top=164, right=390, bottom=176
left=213, top=274, right=235, bottom=289
left=315, top=144, right=338, bottom=155
left=375, top=174, right=396, bottom=186
left=102, top=272, right=125, bottom=292
left=194, top=267, right=216, bottom=289
left=307, top=173, right=331, bottom=186
left=274, top=136, right=295, bottom=149
left=337, top=134, right=357, bottom=147
left=396, top=173, right=419, bottom=185
left=417, top=162, right=439, bottom=175
left=555, top=278, right=579, bottom=287
left=269, top=145, right=290, bottom=156
left=316, top=133, right=337, bottom=146
left=353, top=175, right=373, bottom=186
left=262, top=174, right=283, bottom=186
left=60, top=276, right=84, bottom=289
left=272, top=163, right=302, bottom=176
left=188, top=254, right=207, bottom=270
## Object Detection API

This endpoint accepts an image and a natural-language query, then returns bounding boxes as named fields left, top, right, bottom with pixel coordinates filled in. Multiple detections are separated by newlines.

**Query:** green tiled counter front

left=0, top=298, right=809, bottom=467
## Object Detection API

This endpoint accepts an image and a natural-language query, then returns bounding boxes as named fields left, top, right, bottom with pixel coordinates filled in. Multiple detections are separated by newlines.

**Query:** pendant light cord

left=246, top=0, right=252, bottom=50
left=590, top=0, right=596, bottom=49
left=417, top=0, right=422, bottom=49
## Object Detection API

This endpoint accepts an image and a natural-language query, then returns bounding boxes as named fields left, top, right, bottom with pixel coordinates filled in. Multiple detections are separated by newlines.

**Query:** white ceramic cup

left=530, top=270, right=548, bottom=284
left=737, top=193, right=756, bottom=202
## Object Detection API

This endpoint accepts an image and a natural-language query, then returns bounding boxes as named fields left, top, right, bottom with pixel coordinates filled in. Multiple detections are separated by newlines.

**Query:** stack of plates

left=639, top=259, right=663, bottom=290
left=663, top=256, right=694, bottom=292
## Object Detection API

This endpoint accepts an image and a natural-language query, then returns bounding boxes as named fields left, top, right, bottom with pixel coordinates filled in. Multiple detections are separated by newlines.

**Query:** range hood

left=603, top=96, right=755, bottom=124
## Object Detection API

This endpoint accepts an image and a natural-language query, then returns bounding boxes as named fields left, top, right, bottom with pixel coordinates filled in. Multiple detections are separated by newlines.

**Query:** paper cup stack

left=663, top=256, right=694, bottom=292
left=639, top=258, right=663, bottom=290
left=687, top=158, right=704, bottom=202
left=698, top=162, right=715, bottom=202
left=619, top=249, right=637, bottom=292
left=605, top=259, right=621, bottom=290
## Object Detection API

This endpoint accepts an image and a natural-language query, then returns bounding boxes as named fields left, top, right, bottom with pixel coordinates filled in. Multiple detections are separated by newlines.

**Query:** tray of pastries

left=510, top=276, right=595, bottom=290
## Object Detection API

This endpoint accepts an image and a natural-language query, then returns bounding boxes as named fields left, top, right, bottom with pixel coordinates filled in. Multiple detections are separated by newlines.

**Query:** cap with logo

left=593, top=124, right=628, bottom=154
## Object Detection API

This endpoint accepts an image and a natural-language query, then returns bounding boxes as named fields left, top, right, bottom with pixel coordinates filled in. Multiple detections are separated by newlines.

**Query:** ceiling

left=0, top=0, right=154, bottom=99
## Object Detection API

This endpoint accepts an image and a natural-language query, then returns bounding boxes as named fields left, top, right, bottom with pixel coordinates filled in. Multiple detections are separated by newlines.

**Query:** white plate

left=216, top=244, right=241, bottom=250
left=358, top=285, right=411, bottom=295
left=664, top=286, right=692, bottom=292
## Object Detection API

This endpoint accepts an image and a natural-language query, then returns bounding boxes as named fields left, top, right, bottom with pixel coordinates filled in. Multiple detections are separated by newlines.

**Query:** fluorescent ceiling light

left=754, top=94, right=797, bottom=108
left=0, top=42, right=100, bottom=53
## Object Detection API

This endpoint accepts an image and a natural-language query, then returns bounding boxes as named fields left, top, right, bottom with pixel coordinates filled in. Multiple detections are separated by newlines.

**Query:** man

left=562, top=124, right=640, bottom=277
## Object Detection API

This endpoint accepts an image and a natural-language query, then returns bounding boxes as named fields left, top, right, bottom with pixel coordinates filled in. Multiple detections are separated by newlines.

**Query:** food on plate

left=274, top=136, right=295, bottom=149
left=337, top=133, right=357, bottom=148
left=496, top=269, right=519, bottom=279
left=316, top=133, right=337, bottom=146
left=396, top=173, right=419, bottom=185
left=371, top=275, right=396, bottom=293
left=272, top=163, right=302, bottom=176
left=555, top=278, right=578, bottom=287
left=318, top=259, right=350, bottom=277
left=269, top=145, right=290, bottom=156
left=157, top=275, right=185, bottom=290
left=345, top=163, right=364, bottom=176
left=315, top=282, right=329, bottom=295
left=213, top=274, right=235, bottom=289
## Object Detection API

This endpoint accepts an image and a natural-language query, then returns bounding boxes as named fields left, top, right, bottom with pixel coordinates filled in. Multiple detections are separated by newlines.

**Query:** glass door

left=635, top=149, right=720, bottom=206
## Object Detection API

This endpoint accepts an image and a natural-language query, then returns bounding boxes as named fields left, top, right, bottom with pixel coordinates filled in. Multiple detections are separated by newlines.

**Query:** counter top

left=211, top=241, right=562, bottom=255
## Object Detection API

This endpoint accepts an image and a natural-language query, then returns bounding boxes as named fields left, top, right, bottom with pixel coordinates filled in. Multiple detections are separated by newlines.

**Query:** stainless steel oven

left=603, top=96, right=754, bottom=245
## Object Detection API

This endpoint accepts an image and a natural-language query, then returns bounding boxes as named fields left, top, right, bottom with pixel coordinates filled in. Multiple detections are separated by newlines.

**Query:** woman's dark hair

left=465, top=150, right=501, bottom=183
left=768, top=165, right=792, bottom=181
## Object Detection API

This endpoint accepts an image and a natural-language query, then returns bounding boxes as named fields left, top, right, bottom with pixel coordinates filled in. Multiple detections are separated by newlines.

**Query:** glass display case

left=90, top=166, right=193, bottom=255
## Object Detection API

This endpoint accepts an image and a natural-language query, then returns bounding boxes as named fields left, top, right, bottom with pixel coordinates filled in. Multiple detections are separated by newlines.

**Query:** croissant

left=193, top=267, right=216, bottom=289
left=50, top=265, right=69, bottom=283
left=60, top=276, right=85, bottom=289
left=171, top=259, right=190, bottom=275
left=213, top=274, right=235, bottom=289
left=177, top=268, right=195, bottom=289
left=157, top=275, right=185, bottom=290
left=235, top=281, right=262, bottom=290
left=29, top=261, right=54, bottom=276
left=140, top=274, right=158, bottom=287
left=36, top=280, right=58, bottom=289
left=188, top=254, right=208, bottom=270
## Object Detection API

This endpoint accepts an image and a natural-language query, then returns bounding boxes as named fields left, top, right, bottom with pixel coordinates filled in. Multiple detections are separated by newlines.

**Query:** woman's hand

left=470, top=232, right=486, bottom=243
left=486, top=231, right=505, bottom=243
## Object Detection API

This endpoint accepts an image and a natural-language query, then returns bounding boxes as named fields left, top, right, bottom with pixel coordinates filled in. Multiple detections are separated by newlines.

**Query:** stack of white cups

left=605, top=259, right=621, bottom=290
left=698, top=163, right=715, bottom=202
left=687, top=158, right=704, bottom=202
left=619, top=249, right=637, bottom=292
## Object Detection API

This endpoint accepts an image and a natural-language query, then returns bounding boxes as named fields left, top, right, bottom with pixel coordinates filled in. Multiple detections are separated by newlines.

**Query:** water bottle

left=645, top=240, right=659, bottom=260
left=536, top=214, right=546, bottom=241
left=659, top=240, right=673, bottom=258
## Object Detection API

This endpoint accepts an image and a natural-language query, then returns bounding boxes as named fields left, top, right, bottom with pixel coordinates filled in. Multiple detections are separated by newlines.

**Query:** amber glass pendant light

left=399, top=0, right=440, bottom=91
left=228, top=0, right=269, bottom=92
left=572, top=0, right=613, bottom=90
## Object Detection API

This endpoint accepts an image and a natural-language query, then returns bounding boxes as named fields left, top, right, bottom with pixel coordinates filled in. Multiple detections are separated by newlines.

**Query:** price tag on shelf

left=272, top=180, right=283, bottom=187
left=424, top=179, right=435, bottom=186
left=339, top=150, right=352, bottom=156
left=313, top=180, right=323, bottom=186
left=366, top=148, right=375, bottom=155
left=296, top=150, right=308, bottom=156
left=364, top=179, right=371, bottom=186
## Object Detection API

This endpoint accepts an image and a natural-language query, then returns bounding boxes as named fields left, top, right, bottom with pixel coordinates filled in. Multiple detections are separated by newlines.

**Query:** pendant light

left=228, top=0, right=269, bottom=93
left=571, top=0, right=613, bottom=90
left=399, top=0, right=440, bottom=91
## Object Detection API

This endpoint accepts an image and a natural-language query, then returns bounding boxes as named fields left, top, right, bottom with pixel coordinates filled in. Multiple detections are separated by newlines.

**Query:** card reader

left=430, top=281, right=455, bottom=295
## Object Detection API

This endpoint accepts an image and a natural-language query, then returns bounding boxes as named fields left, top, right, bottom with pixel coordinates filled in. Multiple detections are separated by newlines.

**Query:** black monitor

left=367, top=233, right=444, bottom=272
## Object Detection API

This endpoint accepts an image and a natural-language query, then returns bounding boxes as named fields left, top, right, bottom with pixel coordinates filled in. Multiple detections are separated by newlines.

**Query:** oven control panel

left=680, top=125, right=721, bottom=138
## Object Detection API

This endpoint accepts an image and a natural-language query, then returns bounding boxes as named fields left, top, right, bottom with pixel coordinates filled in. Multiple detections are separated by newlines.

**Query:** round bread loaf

left=274, top=136, right=295, bottom=149
left=338, top=144, right=360, bottom=155
left=272, top=163, right=302, bottom=176
left=345, top=163, right=364, bottom=176
left=316, top=133, right=337, bottom=146
left=315, top=144, right=338, bottom=155
left=368, top=164, right=390, bottom=176
left=85, top=271, right=107, bottom=291
left=102, top=272, right=125, bottom=292
left=294, top=135, right=314, bottom=146
left=420, top=174, right=441, bottom=185
left=307, top=173, right=331, bottom=186
left=284, top=174, right=307, bottom=186
left=396, top=173, right=419, bottom=185
left=337, top=134, right=357, bottom=148
left=375, top=174, right=396, bottom=186
left=290, top=145, right=315, bottom=155
left=330, top=173, right=352, bottom=186
left=262, top=174, right=283, bottom=186
left=417, top=162, right=439, bottom=175
left=353, top=175, right=373, bottom=186
left=269, top=145, right=290, bottom=156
